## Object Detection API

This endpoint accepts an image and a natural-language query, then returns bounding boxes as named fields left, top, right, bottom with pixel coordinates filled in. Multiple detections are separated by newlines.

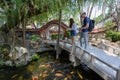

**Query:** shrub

left=51, top=34, right=57, bottom=39
left=105, top=30, right=120, bottom=42
left=65, top=30, right=71, bottom=38
left=29, top=35, right=39, bottom=41
left=51, top=34, right=62, bottom=40
left=0, top=44, right=10, bottom=60
left=32, top=54, right=40, bottom=61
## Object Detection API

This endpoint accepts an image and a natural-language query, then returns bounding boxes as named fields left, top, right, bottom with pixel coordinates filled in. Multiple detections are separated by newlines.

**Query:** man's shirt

left=82, top=17, right=90, bottom=32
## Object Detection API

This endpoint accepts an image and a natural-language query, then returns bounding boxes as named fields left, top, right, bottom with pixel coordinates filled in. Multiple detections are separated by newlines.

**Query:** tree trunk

left=56, top=9, right=62, bottom=59
left=87, top=4, right=90, bottom=16
left=11, top=28, right=15, bottom=49
left=57, top=9, right=62, bottom=46
left=88, top=2, right=94, bottom=18
left=116, top=2, right=120, bottom=31
left=22, top=19, right=26, bottom=47
left=77, top=0, right=82, bottom=25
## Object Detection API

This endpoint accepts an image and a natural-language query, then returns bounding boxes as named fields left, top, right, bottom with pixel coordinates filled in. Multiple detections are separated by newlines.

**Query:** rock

left=91, top=43, right=98, bottom=47
left=5, top=60, right=13, bottom=66
left=116, top=41, right=120, bottom=48
left=0, top=32, right=5, bottom=43
left=0, top=54, right=4, bottom=59
left=9, top=46, right=29, bottom=60
left=91, top=38, right=96, bottom=42
left=8, top=46, right=31, bottom=66
left=15, top=60, right=27, bottom=67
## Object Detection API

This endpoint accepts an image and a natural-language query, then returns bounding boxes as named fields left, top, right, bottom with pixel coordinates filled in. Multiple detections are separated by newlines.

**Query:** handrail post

left=71, top=42, right=75, bottom=55
left=70, top=42, right=79, bottom=66
left=89, top=54, right=94, bottom=67
left=63, top=41, right=65, bottom=48
left=118, top=50, right=120, bottom=56
left=101, top=40, right=105, bottom=50
left=116, top=67, right=120, bottom=80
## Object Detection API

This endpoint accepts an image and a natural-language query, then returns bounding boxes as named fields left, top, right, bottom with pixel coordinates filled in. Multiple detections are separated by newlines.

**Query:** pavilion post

left=56, top=9, right=62, bottom=59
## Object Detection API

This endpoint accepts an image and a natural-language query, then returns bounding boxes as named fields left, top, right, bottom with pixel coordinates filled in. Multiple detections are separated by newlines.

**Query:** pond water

left=0, top=51, right=103, bottom=80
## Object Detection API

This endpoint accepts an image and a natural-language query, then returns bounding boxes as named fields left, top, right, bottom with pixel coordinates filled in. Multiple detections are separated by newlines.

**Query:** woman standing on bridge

left=69, top=18, right=77, bottom=44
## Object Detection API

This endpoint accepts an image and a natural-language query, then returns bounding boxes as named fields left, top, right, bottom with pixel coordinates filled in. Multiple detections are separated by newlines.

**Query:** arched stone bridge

left=15, top=20, right=68, bottom=38
left=38, top=20, right=68, bottom=38
left=39, top=20, right=68, bottom=33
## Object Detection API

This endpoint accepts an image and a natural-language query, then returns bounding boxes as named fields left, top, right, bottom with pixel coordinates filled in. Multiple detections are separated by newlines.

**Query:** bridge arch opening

left=39, top=20, right=68, bottom=39
left=45, top=24, right=64, bottom=39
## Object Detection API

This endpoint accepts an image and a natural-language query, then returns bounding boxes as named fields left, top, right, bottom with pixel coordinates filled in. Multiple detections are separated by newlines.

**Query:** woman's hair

left=69, top=18, right=74, bottom=28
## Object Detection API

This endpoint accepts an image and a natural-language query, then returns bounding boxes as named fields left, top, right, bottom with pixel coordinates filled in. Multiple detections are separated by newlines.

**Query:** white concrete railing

left=59, top=40, right=120, bottom=80
left=101, top=40, right=120, bottom=56
left=42, top=39, right=57, bottom=44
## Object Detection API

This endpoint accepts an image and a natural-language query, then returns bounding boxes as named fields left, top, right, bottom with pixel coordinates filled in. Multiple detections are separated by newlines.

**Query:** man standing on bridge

left=79, top=12, right=90, bottom=49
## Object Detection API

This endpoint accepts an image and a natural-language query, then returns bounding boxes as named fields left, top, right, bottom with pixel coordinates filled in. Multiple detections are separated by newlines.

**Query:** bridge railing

left=75, top=34, right=120, bottom=56
left=101, top=40, right=120, bottom=56
left=59, top=40, right=120, bottom=80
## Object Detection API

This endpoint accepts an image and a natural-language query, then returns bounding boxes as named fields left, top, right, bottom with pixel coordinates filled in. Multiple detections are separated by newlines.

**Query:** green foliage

left=29, top=35, right=39, bottom=41
left=32, top=54, right=40, bottom=61
left=51, top=34, right=62, bottom=40
left=105, top=30, right=120, bottom=42
left=0, top=0, right=118, bottom=31
left=0, top=44, right=10, bottom=56
left=94, top=13, right=111, bottom=25
left=104, top=20, right=114, bottom=27
left=0, top=0, right=29, bottom=32
left=51, top=34, right=58, bottom=40
left=65, top=30, right=71, bottom=38
left=0, top=0, right=69, bottom=30
left=94, top=14, right=103, bottom=24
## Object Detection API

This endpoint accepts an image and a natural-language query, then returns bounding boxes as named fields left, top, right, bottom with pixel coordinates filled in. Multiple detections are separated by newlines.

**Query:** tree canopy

left=0, top=0, right=119, bottom=32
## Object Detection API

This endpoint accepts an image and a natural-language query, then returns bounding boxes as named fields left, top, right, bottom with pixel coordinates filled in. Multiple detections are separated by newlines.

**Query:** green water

left=0, top=51, right=103, bottom=80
